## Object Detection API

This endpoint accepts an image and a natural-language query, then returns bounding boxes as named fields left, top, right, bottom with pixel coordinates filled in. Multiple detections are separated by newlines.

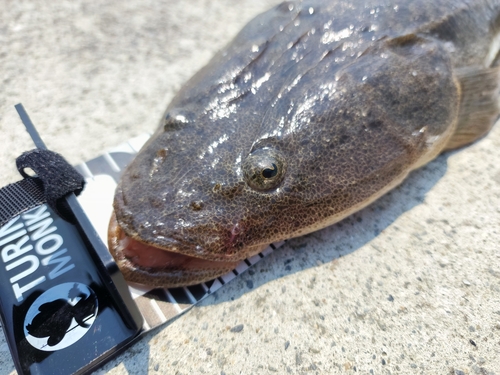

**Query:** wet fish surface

left=109, top=0, right=500, bottom=287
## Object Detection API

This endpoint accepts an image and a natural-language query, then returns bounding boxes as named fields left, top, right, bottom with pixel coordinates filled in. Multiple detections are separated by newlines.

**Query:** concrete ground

left=1, top=1, right=499, bottom=374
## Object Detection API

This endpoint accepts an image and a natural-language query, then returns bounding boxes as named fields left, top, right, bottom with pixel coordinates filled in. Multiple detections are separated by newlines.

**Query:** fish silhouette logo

left=24, top=283, right=98, bottom=351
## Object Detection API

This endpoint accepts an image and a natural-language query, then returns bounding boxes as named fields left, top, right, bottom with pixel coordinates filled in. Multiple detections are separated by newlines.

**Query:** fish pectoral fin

left=445, top=66, right=500, bottom=150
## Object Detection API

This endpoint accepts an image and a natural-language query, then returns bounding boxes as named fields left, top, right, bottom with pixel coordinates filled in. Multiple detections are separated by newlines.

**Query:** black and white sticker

left=24, top=282, right=98, bottom=351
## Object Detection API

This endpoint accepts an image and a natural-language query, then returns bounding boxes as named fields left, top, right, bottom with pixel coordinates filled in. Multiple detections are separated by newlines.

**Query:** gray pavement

left=1, top=1, right=499, bottom=374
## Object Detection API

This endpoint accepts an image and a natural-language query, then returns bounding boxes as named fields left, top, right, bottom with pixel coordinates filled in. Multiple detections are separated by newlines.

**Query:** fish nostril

left=190, top=201, right=204, bottom=211
left=156, top=148, right=168, bottom=160
left=150, top=148, right=169, bottom=178
left=150, top=196, right=165, bottom=208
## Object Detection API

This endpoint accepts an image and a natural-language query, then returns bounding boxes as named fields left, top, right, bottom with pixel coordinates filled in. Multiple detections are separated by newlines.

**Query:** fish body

left=109, top=0, right=500, bottom=287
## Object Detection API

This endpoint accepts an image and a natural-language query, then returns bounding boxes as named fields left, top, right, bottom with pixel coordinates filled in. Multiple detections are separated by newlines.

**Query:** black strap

left=13, top=149, right=85, bottom=222
left=0, top=178, right=45, bottom=227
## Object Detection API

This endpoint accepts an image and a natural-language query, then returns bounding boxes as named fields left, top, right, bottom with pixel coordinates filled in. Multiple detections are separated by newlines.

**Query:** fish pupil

left=262, top=164, right=278, bottom=179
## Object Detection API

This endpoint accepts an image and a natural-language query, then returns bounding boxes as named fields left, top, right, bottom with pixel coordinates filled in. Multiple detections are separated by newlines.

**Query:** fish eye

left=243, top=148, right=286, bottom=191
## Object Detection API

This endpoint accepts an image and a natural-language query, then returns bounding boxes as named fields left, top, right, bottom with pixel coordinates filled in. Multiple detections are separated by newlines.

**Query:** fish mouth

left=108, top=212, right=240, bottom=288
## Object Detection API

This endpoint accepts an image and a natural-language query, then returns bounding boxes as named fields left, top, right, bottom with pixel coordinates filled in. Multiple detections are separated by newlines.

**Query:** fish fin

left=445, top=66, right=500, bottom=150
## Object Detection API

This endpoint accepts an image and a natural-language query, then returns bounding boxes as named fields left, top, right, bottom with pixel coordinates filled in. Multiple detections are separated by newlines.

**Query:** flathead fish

left=109, top=0, right=500, bottom=287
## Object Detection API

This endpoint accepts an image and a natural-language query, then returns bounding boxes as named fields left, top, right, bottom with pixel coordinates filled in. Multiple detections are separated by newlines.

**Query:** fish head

left=110, top=30, right=459, bottom=287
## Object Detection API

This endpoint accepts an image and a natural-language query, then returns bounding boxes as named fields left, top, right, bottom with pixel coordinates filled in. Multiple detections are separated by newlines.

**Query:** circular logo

left=24, top=282, right=98, bottom=351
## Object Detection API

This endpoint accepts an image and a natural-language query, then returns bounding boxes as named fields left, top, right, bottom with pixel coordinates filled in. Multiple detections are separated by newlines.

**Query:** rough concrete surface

left=1, top=1, right=499, bottom=374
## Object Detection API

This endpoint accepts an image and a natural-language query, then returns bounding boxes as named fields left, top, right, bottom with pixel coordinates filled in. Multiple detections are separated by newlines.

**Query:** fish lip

left=113, top=183, right=266, bottom=262
left=113, top=182, right=218, bottom=261
left=109, top=209, right=211, bottom=262
left=108, top=211, right=241, bottom=287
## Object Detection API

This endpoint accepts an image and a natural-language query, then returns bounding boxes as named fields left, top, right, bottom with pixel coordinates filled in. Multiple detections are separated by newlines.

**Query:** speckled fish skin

left=111, top=0, right=500, bottom=286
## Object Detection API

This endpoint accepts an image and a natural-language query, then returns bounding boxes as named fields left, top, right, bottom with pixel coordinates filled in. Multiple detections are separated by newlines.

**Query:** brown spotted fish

left=109, top=0, right=500, bottom=287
